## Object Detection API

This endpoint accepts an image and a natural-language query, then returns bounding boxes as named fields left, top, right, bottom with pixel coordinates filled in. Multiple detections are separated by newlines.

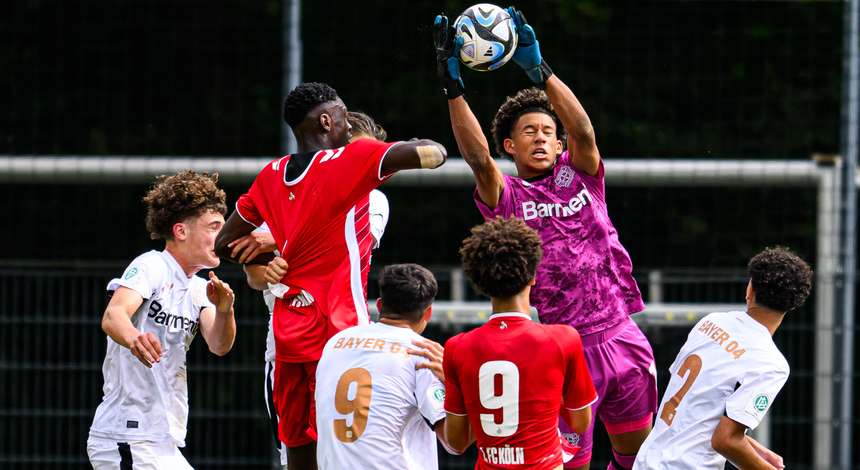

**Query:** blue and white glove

left=507, top=7, right=553, bottom=87
left=433, top=14, right=465, bottom=99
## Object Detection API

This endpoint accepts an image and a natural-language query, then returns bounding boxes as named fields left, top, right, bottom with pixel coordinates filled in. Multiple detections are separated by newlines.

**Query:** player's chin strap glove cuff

left=525, top=60, right=553, bottom=88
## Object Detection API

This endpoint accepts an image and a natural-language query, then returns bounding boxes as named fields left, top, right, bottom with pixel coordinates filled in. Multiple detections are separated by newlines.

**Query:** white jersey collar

left=488, top=312, right=532, bottom=321
left=159, top=250, right=192, bottom=287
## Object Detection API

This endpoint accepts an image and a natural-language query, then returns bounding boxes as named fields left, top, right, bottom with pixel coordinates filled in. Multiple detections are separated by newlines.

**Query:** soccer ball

left=454, top=3, right=518, bottom=72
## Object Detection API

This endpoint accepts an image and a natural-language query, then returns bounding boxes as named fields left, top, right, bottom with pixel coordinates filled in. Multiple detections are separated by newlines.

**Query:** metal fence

left=0, top=260, right=820, bottom=469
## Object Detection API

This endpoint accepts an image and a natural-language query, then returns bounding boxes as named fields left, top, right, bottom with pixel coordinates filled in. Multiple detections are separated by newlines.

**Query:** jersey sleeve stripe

left=377, top=141, right=403, bottom=181
left=234, top=201, right=260, bottom=228
left=344, top=206, right=370, bottom=325
left=564, top=394, right=599, bottom=412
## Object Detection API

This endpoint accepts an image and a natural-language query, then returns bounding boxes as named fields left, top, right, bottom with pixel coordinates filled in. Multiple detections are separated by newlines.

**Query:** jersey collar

left=159, top=250, right=191, bottom=287
left=488, top=312, right=532, bottom=321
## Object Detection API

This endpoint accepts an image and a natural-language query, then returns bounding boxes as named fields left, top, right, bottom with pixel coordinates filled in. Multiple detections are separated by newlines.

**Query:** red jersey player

left=214, top=82, right=447, bottom=469
left=443, top=217, right=597, bottom=469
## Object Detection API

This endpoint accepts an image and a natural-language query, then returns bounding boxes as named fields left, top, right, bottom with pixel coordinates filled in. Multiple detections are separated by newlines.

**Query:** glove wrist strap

left=534, top=60, right=553, bottom=88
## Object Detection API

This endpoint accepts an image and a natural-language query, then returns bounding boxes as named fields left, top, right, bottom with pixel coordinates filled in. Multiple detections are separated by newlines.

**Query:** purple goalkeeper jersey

left=474, top=151, right=644, bottom=335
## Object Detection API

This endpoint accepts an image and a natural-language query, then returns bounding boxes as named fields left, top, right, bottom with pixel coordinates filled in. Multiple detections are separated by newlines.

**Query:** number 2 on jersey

left=478, top=361, right=520, bottom=437
left=334, top=367, right=372, bottom=443
left=660, top=354, right=702, bottom=426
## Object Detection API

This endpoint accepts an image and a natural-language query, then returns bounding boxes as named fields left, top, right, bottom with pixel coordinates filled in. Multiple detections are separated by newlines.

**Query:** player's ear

left=527, top=277, right=536, bottom=287
left=422, top=304, right=433, bottom=323
left=503, top=138, right=515, bottom=156
left=172, top=222, right=188, bottom=241
left=746, top=281, right=754, bottom=304
left=555, top=138, right=563, bottom=155
left=376, top=298, right=383, bottom=316
left=319, top=112, right=333, bottom=132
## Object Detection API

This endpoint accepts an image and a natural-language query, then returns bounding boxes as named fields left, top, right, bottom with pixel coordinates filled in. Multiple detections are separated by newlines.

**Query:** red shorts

left=273, top=360, right=318, bottom=447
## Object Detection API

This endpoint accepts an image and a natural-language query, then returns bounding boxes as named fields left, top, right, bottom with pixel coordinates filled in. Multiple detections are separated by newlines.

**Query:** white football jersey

left=634, top=311, right=789, bottom=470
left=315, top=323, right=446, bottom=470
left=89, top=250, right=214, bottom=446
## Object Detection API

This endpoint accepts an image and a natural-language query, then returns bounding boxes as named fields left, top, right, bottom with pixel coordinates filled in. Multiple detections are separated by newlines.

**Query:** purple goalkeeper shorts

left=559, top=316, right=657, bottom=468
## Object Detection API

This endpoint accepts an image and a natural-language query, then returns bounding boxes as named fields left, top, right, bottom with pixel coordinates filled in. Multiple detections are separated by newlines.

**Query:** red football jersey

left=443, top=312, right=597, bottom=469
left=236, top=139, right=397, bottom=362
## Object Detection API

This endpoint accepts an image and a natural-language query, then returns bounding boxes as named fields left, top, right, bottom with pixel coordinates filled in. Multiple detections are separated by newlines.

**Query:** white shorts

left=87, top=435, right=193, bottom=470
left=265, top=360, right=289, bottom=466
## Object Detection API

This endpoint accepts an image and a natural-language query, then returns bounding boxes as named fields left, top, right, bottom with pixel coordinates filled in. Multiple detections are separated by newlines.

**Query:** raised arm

left=508, top=8, right=600, bottom=176
left=215, top=211, right=274, bottom=265
left=198, top=271, right=236, bottom=357
left=434, top=14, right=505, bottom=207
left=380, top=139, right=447, bottom=173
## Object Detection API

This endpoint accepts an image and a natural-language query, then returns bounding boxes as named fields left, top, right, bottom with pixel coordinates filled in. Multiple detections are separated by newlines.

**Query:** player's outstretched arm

left=101, top=286, right=163, bottom=368
left=215, top=212, right=274, bottom=265
left=379, top=139, right=447, bottom=173
left=711, top=416, right=780, bottom=470
left=199, top=271, right=236, bottom=356
left=507, top=7, right=600, bottom=176
left=433, top=14, right=505, bottom=207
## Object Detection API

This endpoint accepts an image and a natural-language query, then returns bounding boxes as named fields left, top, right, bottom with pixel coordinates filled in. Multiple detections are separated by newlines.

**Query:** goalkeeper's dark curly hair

left=348, top=111, right=387, bottom=141
left=490, top=88, right=567, bottom=159
left=143, top=170, right=227, bottom=240
left=283, top=82, right=339, bottom=128
left=748, top=246, right=813, bottom=313
left=460, top=217, right=543, bottom=299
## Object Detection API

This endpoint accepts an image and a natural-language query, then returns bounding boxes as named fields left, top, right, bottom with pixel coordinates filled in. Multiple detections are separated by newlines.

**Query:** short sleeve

left=443, top=337, right=467, bottom=415
left=570, top=152, right=606, bottom=203
left=473, top=174, right=516, bottom=220
left=107, top=253, right=164, bottom=299
left=235, top=162, right=276, bottom=228
left=368, top=189, right=390, bottom=248
left=415, top=367, right=446, bottom=427
left=559, top=326, right=599, bottom=411
left=725, top=362, right=789, bottom=430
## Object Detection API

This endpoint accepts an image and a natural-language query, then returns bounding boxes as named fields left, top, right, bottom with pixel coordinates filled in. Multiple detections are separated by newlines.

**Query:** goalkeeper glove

left=507, top=7, right=553, bottom=87
left=433, top=14, right=465, bottom=99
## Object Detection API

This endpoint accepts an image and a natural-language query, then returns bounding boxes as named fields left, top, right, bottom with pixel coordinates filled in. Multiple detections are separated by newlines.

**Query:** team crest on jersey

left=754, top=394, right=769, bottom=412
left=562, top=431, right=581, bottom=446
left=433, top=388, right=445, bottom=403
left=555, top=165, right=574, bottom=188
left=123, top=267, right=139, bottom=280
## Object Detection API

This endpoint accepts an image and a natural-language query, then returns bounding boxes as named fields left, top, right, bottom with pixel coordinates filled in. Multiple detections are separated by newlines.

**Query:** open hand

left=206, top=271, right=235, bottom=313
left=409, top=338, right=445, bottom=382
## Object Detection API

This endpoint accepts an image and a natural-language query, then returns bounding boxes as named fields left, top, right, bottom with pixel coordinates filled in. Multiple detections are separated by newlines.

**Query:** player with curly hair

left=434, top=8, right=654, bottom=469
left=214, top=82, right=447, bottom=469
left=443, top=217, right=598, bottom=469
left=87, top=171, right=236, bottom=469
left=635, top=247, right=812, bottom=470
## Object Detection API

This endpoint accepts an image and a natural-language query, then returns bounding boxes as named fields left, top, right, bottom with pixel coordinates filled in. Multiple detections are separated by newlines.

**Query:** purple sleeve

left=472, top=174, right=516, bottom=219
left=568, top=150, right=606, bottom=202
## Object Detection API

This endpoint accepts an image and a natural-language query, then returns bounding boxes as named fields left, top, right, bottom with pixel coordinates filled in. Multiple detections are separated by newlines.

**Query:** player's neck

left=746, top=305, right=785, bottom=336
left=164, top=244, right=198, bottom=278
left=490, top=291, right=532, bottom=315
left=378, top=317, right=420, bottom=333
left=297, top=134, right=336, bottom=153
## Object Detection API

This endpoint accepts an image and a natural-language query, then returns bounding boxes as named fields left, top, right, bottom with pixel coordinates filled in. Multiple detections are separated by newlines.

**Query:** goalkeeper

left=433, top=7, right=656, bottom=470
